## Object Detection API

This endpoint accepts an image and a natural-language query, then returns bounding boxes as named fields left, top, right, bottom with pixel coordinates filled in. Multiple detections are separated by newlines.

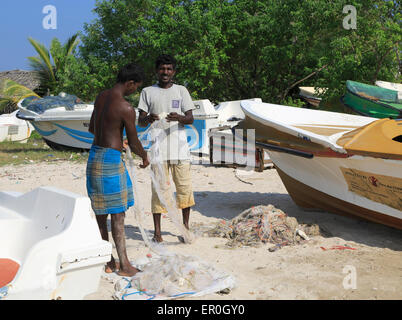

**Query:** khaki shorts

left=151, top=160, right=195, bottom=214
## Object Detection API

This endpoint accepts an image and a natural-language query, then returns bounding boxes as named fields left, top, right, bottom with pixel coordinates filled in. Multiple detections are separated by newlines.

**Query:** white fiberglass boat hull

left=270, top=150, right=402, bottom=229
left=0, top=187, right=112, bottom=300
left=17, top=100, right=220, bottom=152
left=238, top=100, right=402, bottom=229
left=31, top=119, right=93, bottom=150
left=0, top=110, right=33, bottom=143
left=239, top=100, right=376, bottom=153
left=17, top=98, right=265, bottom=161
left=16, top=101, right=94, bottom=150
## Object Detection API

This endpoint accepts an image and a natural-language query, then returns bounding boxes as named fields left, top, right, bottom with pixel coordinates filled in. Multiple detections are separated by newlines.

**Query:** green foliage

left=283, top=96, right=305, bottom=108
left=53, top=54, right=115, bottom=102
left=28, top=34, right=80, bottom=96
left=315, top=0, right=401, bottom=101
left=65, top=1, right=402, bottom=105
left=0, top=79, right=40, bottom=113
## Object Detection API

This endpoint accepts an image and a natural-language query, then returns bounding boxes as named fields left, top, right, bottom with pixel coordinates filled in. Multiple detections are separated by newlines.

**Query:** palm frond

left=27, top=34, right=80, bottom=96
left=50, top=37, right=63, bottom=70
left=0, top=79, right=40, bottom=113
left=64, top=33, right=80, bottom=56
left=27, top=56, right=56, bottom=93
left=0, top=99, right=14, bottom=114
left=28, top=56, right=51, bottom=76
left=28, top=37, right=56, bottom=83
left=0, top=78, right=40, bottom=100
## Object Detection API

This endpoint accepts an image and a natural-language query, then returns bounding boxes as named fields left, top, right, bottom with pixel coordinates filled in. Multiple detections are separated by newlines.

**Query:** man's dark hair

left=117, top=63, right=145, bottom=83
left=155, top=54, right=177, bottom=70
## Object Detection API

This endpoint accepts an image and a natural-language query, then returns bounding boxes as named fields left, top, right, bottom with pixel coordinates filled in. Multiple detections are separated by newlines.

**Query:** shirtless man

left=86, top=63, right=149, bottom=276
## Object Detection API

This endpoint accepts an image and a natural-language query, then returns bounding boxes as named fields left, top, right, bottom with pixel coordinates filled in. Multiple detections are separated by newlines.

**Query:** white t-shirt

left=138, top=84, right=195, bottom=161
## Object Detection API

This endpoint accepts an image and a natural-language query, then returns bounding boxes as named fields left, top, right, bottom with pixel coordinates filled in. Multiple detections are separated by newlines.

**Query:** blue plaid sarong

left=86, top=145, right=134, bottom=215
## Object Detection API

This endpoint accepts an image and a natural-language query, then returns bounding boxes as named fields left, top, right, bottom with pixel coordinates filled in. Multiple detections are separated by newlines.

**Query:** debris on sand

left=197, top=205, right=321, bottom=249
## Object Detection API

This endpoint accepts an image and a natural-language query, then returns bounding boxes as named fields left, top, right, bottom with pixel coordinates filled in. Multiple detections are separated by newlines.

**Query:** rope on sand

left=233, top=169, right=253, bottom=185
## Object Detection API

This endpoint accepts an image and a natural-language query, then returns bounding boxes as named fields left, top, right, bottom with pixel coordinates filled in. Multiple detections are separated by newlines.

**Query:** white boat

left=0, top=110, right=34, bottom=143
left=299, top=87, right=326, bottom=107
left=203, top=98, right=271, bottom=170
left=236, top=100, right=402, bottom=230
left=16, top=94, right=94, bottom=150
left=375, top=80, right=402, bottom=93
left=0, top=186, right=112, bottom=300
left=17, top=94, right=226, bottom=152
left=16, top=94, right=266, bottom=168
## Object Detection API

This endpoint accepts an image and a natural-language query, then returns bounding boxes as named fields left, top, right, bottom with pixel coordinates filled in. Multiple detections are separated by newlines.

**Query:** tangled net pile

left=201, top=205, right=320, bottom=248
left=116, top=253, right=235, bottom=300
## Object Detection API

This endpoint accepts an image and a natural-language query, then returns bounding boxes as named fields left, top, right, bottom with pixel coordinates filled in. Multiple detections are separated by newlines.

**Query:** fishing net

left=117, top=116, right=235, bottom=300
left=114, top=253, right=235, bottom=300
left=125, top=146, right=160, bottom=253
left=125, top=115, right=195, bottom=252
left=24, top=93, right=82, bottom=114
left=197, top=205, right=321, bottom=248
left=147, top=115, right=195, bottom=244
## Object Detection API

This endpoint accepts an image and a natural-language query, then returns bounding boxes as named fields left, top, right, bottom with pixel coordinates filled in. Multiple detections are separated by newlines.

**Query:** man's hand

left=147, top=113, right=160, bottom=124
left=140, top=156, right=150, bottom=169
left=166, top=112, right=182, bottom=122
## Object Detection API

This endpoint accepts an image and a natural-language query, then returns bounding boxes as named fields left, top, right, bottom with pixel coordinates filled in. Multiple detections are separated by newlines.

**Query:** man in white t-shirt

left=138, top=54, right=195, bottom=243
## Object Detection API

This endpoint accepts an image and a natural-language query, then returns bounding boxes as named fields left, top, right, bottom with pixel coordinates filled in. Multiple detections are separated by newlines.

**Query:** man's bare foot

left=105, top=259, right=120, bottom=273
left=117, top=265, right=140, bottom=277
left=152, top=235, right=163, bottom=243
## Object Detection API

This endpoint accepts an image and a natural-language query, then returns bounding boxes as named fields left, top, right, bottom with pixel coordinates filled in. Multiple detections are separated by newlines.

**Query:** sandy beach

left=1, top=158, right=402, bottom=300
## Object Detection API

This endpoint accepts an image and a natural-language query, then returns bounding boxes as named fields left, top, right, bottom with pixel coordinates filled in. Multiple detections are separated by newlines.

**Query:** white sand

left=1, top=159, right=401, bottom=300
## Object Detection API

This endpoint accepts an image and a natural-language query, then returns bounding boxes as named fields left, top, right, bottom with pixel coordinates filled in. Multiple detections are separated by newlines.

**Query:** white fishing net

left=146, top=116, right=195, bottom=244
left=117, top=116, right=235, bottom=300
left=114, top=252, right=235, bottom=300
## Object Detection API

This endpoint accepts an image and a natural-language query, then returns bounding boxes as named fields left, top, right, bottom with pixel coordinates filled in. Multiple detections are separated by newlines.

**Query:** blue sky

left=0, top=0, right=97, bottom=71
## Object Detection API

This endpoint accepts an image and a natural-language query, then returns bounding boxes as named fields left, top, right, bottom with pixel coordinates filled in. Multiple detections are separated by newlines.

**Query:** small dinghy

left=0, top=110, right=33, bottom=143
left=0, top=186, right=112, bottom=300
left=342, top=80, right=402, bottom=119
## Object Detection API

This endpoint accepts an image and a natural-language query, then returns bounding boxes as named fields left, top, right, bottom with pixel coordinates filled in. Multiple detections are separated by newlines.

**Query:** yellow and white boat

left=236, top=100, right=402, bottom=230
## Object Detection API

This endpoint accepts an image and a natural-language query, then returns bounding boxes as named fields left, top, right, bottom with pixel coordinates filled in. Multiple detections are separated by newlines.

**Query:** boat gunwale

left=240, top=101, right=402, bottom=161
left=343, top=87, right=402, bottom=119
left=240, top=101, right=367, bottom=153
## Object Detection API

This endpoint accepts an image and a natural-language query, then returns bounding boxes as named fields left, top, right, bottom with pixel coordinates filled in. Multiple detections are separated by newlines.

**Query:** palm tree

left=28, top=34, right=80, bottom=95
left=0, top=79, right=40, bottom=114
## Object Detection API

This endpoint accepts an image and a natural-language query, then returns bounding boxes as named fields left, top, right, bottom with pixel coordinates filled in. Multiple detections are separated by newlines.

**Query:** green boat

left=341, top=80, right=402, bottom=119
